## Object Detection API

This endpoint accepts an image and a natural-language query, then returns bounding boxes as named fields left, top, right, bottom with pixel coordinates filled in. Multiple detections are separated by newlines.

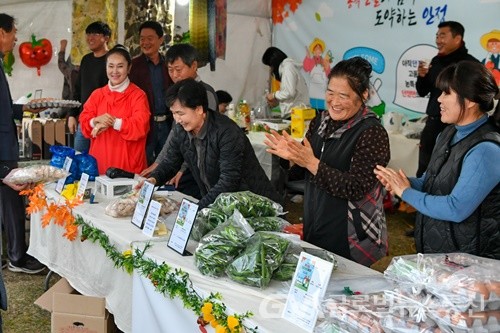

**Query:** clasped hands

left=264, top=130, right=319, bottom=175
left=91, top=113, right=115, bottom=138
left=373, top=165, right=410, bottom=198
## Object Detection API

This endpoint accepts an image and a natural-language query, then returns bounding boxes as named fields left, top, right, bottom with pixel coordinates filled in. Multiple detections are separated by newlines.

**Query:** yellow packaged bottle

left=238, top=100, right=250, bottom=130
left=291, top=107, right=315, bottom=138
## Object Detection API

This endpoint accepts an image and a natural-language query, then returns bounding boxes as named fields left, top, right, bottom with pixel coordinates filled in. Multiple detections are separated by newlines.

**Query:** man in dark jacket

left=147, top=79, right=280, bottom=208
left=0, top=13, right=45, bottom=277
left=129, top=21, right=173, bottom=165
left=415, top=21, right=478, bottom=177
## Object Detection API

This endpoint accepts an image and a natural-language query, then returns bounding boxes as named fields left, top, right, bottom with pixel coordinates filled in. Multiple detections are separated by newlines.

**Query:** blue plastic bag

left=49, top=145, right=77, bottom=184
left=73, top=152, right=99, bottom=181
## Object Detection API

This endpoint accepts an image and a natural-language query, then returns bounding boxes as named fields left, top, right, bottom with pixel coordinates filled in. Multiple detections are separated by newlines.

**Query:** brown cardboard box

left=43, top=120, right=55, bottom=159
left=21, top=118, right=43, bottom=160
left=35, top=278, right=116, bottom=333
left=54, top=119, right=67, bottom=146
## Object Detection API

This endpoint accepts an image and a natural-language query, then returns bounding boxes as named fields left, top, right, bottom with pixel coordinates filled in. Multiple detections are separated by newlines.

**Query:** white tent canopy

left=0, top=0, right=271, bottom=106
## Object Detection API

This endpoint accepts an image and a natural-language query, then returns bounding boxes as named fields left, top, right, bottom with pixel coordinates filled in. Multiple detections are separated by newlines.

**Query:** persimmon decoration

left=19, top=34, right=53, bottom=76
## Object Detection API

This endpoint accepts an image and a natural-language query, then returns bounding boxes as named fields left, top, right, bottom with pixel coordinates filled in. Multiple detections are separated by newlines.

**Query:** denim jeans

left=73, top=124, right=90, bottom=153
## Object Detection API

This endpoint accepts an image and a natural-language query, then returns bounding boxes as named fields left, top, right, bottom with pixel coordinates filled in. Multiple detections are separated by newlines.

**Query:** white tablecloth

left=28, top=187, right=186, bottom=333
left=28, top=186, right=383, bottom=333
left=387, top=133, right=420, bottom=177
left=247, top=131, right=277, bottom=182
left=131, top=241, right=383, bottom=333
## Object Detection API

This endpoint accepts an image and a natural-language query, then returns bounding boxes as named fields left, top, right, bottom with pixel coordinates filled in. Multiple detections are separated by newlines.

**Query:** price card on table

left=167, top=199, right=198, bottom=256
left=76, top=173, right=89, bottom=198
left=142, top=200, right=162, bottom=237
left=282, top=251, right=334, bottom=332
left=55, top=156, right=72, bottom=193
left=131, top=181, right=155, bottom=229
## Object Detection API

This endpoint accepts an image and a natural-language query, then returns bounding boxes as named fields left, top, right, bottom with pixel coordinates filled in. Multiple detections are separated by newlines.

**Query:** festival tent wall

left=0, top=0, right=271, bottom=107
left=272, top=0, right=500, bottom=118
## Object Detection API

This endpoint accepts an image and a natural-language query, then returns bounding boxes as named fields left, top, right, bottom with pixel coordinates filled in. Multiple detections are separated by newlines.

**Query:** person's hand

left=266, top=92, right=278, bottom=107
left=167, top=171, right=183, bottom=188
left=417, top=61, right=430, bottom=77
left=374, top=165, right=410, bottom=198
left=93, top=113, right=115, bottom=127
left=285, top=137, right=319, bottom=175
left=134, top=177, right=157, bottom=190
left=60, top=39, right=68, bottom=52
left=91, top=123, right=108, bottom=138
left=140, top=163, right=158, bottom=177
left=67, top=116, right=77, bottom=134
left=264, top=130, right=294, bottom=160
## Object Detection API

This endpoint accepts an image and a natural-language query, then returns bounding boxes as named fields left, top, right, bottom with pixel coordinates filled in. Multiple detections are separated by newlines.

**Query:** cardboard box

left=54, top=119, right=67, bottom=146
left=22, top=118, right=43, bottom=160
left=43, top=119, right=55, bottom=159
left=35, top=278, right=116, bottom=333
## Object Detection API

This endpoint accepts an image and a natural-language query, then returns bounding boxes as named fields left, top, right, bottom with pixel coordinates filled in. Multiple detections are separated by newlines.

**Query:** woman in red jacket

left=79, top=44, right=150, bottom=175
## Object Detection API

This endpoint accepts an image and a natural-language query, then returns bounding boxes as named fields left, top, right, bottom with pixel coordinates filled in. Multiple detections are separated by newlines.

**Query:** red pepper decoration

left=19, top=34, right=53, bottom=76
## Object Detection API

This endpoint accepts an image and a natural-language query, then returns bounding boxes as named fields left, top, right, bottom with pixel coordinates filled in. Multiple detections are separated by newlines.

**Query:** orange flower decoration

left=21, top=184, right=82, bottom=241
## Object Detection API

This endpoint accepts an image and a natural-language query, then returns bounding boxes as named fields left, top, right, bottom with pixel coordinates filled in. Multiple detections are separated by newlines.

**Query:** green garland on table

left=74, top=215, right=257, bottom=333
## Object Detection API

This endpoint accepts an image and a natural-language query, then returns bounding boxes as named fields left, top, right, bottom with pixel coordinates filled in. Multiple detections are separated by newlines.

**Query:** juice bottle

left=238, top=100, right=250, bottom=130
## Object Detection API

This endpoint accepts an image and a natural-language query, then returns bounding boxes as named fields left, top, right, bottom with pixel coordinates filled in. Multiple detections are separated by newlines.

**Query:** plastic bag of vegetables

left=246, top=216, right=291, bottom=232
left=194, top=209, right=254, bottom=277
left=226, top=231, right=291, bottom=288
left=190, top=207, right=227, bottom=241
left=209, top=191, right=283, bottom=218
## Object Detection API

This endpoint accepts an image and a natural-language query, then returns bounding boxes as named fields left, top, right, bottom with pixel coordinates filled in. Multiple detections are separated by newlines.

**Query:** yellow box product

left=291, top=107, right=315, bottom=120
left=291, top=107, right=315, bottom=138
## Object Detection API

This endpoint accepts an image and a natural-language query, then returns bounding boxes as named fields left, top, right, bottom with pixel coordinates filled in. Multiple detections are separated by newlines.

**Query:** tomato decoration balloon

left=19, top=34, right=53, bottom=76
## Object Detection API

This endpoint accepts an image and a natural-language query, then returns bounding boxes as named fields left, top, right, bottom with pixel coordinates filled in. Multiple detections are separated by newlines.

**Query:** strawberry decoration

left=19, top=34, right=53, bottom=76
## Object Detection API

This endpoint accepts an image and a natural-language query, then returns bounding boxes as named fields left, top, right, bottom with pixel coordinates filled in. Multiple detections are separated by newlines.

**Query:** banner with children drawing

left=272, top=0, right=500, bottom=118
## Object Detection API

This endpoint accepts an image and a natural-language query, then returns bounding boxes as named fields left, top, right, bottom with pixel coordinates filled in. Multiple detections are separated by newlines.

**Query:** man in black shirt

left=67, top=21, right=111, bottom=152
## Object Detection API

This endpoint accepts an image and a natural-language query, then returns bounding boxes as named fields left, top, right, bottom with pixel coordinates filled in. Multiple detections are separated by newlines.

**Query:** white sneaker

left=290, top=194, right=303, bottom=204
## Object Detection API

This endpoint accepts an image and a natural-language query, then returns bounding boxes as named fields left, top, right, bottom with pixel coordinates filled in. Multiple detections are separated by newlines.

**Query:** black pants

left=0, top=161, right=28, bottom=266
left=417, top=116, right=447, bottom=177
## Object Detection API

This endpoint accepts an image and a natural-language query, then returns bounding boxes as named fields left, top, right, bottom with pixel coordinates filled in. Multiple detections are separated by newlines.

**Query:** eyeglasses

left=86, top=33, right=103, bottom=37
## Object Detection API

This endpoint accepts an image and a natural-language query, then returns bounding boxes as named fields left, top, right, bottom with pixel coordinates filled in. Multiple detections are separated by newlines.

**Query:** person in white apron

left=303, top=38, right=331, bottom=110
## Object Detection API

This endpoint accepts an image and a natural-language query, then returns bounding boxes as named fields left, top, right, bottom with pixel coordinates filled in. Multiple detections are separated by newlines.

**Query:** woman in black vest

left=265, top=57, right=390, bottom=266
left=375, top=60, right=500, bottom=259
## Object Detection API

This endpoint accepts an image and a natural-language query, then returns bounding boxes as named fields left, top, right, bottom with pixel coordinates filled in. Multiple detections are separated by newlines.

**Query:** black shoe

left=8, top=257, right=45, bottom=274
left=1, top=259, right=7, bottom=270
left=405, top=228, right=415, bottom=237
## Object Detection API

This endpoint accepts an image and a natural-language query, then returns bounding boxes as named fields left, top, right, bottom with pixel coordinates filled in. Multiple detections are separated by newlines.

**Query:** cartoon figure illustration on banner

left=367, top=77, right=386, bottom=117
left=303, top=38, right=331, bottom=110
left=343, top=47, right=387, bottom=117
left=480, top=30, right=500, bottom=86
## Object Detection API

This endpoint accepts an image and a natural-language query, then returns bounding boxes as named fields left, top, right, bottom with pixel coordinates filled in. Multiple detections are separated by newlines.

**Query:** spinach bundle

left=210, top=191, right=283, bottom=218
left=226, top=232, right=290, bottom=288
left=246, top=216, right=291, bottom=232
left=194, top=210, right=254, bottom=277
left=191, top=207, right=227, bottom=241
